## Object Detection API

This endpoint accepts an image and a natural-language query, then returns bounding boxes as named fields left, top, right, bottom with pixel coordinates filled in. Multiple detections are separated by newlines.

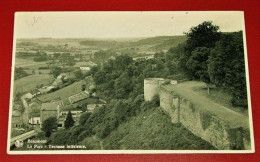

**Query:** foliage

left=168, top=21, right=247, bottom=107
left=185, top=21, right=220, bottom=54
left=33, top=52, right=48, bottom=62
left=14, top=67, right=28, bottom=80
left=64, top=111, right=75, bottom=129
left=151, top=94, right=160, bottom=107
left=74, top=70, right=84, bottom=80
left=82, top=84, right=86, bottom=91
left=50, top=66, right=62, bottom=78
left=41, top=117, right=58, bottom=137
left=102, top=106, right=215, bottom=150
left=208, top=31, right=247, bottom=107
left=50, top=126, right=85, bottom=145
left=79, top=112, right=91, bottom=126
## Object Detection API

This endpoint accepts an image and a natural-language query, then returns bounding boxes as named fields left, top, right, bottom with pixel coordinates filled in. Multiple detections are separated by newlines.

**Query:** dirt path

left=164, top=81, right=249, bottom=128
left=21, top=94, right=29, bottom=126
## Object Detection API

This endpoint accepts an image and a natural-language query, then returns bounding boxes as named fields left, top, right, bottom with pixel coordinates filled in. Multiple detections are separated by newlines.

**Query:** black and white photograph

left=7, top=11, right=254, bottom=154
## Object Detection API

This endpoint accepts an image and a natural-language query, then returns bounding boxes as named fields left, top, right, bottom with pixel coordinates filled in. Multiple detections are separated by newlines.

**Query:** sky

left=14, top=11, right=245, bottom=38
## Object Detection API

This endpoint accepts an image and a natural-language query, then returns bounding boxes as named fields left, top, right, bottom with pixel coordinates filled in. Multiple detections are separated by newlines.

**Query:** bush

left=38, top=66, right=50, bottom=70
left=79, top=112, right=91, bottom=126
left=231, top=97, right=248, bottom=108
left=41, top=117, right=58, bottom=137
left=151, top=94, right=160, bottom=107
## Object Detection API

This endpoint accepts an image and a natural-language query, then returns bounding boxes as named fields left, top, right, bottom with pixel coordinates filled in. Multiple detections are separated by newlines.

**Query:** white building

left=29, top=117, right=40, bottom=125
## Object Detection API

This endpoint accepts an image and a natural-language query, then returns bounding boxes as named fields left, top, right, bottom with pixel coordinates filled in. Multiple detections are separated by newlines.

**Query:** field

left=13, top=73, right=54, bottom=95
left=37, top=80, right=85, bottom=102
left=15, top=58, right=51, bottom=75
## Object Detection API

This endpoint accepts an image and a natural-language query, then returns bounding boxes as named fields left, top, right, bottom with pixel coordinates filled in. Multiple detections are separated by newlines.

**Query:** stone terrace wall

left=179, top=96, right=250, bottom=150
left=144, top=79, right=251, bottom=150
left=159, top=86, right=179, bottom=124
left=144, top=78, right=165, bottom=101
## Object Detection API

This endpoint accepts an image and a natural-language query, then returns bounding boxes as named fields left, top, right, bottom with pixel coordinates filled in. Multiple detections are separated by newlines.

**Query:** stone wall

left=159, top=86, right=179, bottom=124
left=143, top=78, right=251, bottom=150
left=144, top=78, right=164, bottom=101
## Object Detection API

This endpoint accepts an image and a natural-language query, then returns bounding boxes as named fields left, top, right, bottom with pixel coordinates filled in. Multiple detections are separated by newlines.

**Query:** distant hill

left=79, top=35, right=186, bottom=52
left=79, top=40, right=118, bottom=48
left=17, top=35, right=187, bottom=53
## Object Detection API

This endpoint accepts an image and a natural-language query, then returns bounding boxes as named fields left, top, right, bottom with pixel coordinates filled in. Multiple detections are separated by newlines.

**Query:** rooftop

left=41, top=102, right=59, bottom=111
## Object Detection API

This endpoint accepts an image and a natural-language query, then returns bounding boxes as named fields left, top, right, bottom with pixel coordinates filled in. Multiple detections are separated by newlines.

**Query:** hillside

left=102, top=106, right=215, bottom=150
left=133, top=35, right=186, bottom=51
left=79, top=40, right=118, bottom=48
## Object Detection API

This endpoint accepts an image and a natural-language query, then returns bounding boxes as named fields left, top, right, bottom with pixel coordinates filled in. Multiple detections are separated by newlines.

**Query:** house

left=57, top=73, right=70, bottom=80
left=24, top=92, right=33, bottom=99
left=12, top=111, right=22, bottom=128
left=31, top=89, right=41, bottom=96
left=28, top=100, right=42, bottom=121
left=57, top=106, right=83, bottom=128
left=53, top=73, right=71, bottom=86
left=39, top=86, right=55, bottom=94
left=40, top=102, right=60, bottom=125
left=29, top=117, right=40, bottom=125
left=68, top=92, right=89, bottom=104
left=52, top=78, right=63, bottom=86
left=80, top=66, right=90, bottom=71
left=170, top=80, right=178, bottom=85
left=87, top=104, right=105, bottom=112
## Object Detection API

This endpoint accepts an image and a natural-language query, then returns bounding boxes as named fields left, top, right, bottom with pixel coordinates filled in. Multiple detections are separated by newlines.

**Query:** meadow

left=13, top=73, right=54, bottom=95
left=36, top=80, right=85, bottom=102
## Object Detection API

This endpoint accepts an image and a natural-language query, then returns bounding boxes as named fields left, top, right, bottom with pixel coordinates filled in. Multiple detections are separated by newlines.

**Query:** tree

left=186, top=47, right=211, bottom=94
left=114, top=55, right=133, bottom=71
left=185, top=21, right=221, bottom=54
left=50, top=66, right=62, bottom=78
left=64, top=111, right=75, bottom=129
left=114, top=72, right=133, bottom=99
left=208, top=31, right=247, bottom=107
left=79, top=112, right=91, bottom=126
left=82, top=84, right=86, bottom=91
left=14, top=67, right=28, bottom=80
left=74, top=70, right=83, bottom=80
left=183, top=21, right=220, bottom=78
left=41, top=117, right=58, bottom=137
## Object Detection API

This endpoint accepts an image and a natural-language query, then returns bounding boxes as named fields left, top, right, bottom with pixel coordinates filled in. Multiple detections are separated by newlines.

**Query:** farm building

left=12, top=111, right=22, bottom=128
left=40, top=102, right=60, bottom=125
left=29, top=117, right=40, bottom=125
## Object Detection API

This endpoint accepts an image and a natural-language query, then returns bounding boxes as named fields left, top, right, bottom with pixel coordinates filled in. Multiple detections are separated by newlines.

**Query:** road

left=10, top=130, right=37, bottom=146
left=21, top=94, right=30, bottom=126
left=164, top=81, right=249, bottom=128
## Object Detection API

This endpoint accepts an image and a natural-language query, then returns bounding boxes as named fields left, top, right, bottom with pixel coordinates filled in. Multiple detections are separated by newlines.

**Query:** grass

left=13, top=73, right=54, bottom=95
left=192, top=86, right=248, bottom=116
left=103, top=107, right=215, bottom=150
left=37, top=80, right=85, bottom=102
left=164, top=81, right=249, bottom=128
left=15, top=58, right=48, bottom=68
left=79, top=136, right=102, bottom=150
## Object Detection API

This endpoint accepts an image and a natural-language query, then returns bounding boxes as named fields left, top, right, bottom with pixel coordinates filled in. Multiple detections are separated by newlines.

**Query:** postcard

left=7, top=11, right=254, bottom=154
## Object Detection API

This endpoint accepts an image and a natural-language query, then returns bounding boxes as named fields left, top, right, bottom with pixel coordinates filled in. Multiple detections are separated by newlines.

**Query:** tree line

left=167, top=21, right=247, bottom=108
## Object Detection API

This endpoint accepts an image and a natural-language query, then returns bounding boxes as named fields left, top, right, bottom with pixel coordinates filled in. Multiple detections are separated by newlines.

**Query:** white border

left=7, top=11, right=255, bottom=154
